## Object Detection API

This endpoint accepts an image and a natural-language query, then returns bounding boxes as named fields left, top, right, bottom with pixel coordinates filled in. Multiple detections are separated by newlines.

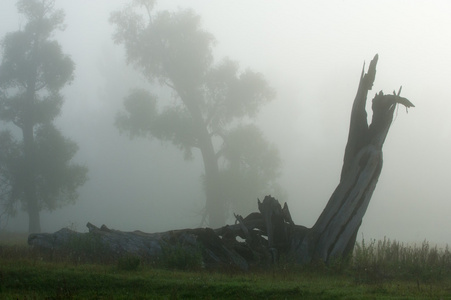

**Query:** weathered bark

left=28, top=196, right=304, bottom=270
left=294, top=54, right=414, bottom=263
left=28, top=55, right=413, bottom=267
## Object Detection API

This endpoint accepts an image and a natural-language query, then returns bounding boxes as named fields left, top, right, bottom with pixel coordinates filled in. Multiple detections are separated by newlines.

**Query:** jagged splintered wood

left=28, top=55, right=414, bottom=270
left=295, top=54, right=414, bottom=264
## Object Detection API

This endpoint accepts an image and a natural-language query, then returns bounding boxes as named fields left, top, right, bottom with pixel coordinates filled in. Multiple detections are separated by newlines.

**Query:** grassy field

left=1, top=232, right=451, bottom=299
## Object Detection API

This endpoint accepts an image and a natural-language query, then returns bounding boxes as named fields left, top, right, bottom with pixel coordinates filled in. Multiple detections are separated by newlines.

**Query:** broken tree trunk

left=28, top=55, right=413, bottom=269
left=294, top=54, right=414, bottom=264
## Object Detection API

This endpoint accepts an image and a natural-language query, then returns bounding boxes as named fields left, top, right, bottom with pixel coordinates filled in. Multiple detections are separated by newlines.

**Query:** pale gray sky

left=1, top=1, right=451, bottom=244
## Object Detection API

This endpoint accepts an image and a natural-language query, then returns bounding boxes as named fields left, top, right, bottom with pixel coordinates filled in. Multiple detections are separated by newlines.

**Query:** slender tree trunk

left=199, top=139, right=225, bottom=228
left=194, top=95, right=224, bottom=227
left=182, top=90, right=225, bottom=227
left=27, top=200, right=41, bottom=233
left=23, top=121, right=40, bottom=234
left=23, top=49, right=40, bottom=233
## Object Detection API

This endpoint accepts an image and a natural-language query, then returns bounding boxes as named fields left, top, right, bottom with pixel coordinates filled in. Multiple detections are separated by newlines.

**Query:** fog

left=1, top=1, right=451, bottom=244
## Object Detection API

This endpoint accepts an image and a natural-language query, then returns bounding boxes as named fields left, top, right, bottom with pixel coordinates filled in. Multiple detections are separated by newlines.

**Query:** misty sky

left=1, top=1, right=451, bottom=244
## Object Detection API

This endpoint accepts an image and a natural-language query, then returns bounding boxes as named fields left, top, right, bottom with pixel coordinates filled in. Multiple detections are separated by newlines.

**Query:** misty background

left=1, top=1, right=450, bottom=244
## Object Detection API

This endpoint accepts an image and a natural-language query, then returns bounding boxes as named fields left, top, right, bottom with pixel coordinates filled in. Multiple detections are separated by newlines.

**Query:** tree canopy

left=111, top=1, right=282, bottom=226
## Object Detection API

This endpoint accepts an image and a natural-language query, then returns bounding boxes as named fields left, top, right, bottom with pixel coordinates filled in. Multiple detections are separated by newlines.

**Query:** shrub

left=159, top=242, right=203, bottom=270
left=63, top=232, right=111, bottom=263
left=117, top=255, right=141, bottom=271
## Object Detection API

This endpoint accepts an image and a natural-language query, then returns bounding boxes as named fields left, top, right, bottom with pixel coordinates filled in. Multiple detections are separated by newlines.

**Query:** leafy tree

left=0, top=0, right=88, bottom=233
left=111, top=1, right=282, bottom=227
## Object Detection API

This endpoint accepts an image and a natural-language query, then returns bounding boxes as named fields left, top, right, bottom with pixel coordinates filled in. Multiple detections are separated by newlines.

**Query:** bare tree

left=29, top=55, right=414, bottom=269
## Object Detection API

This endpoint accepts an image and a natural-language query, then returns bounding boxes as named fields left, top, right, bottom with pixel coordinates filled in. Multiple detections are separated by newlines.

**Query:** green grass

left=1, top=233, right=451, bottom=299
left=353, top=237, right=451, bottom=283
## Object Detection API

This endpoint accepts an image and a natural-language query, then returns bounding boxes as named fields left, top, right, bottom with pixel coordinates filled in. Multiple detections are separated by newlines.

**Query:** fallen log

left=28, top=196, right=293, bottom=270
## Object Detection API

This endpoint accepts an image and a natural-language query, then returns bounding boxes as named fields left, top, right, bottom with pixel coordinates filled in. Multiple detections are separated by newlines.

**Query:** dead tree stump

left=28, top=55, right=414, bottom=268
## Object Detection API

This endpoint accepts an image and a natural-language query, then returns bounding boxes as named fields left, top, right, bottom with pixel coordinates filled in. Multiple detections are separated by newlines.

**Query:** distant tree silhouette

left=0, top=0, right=88, bottom=233
left=110, top=0, right=282, bottom=227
